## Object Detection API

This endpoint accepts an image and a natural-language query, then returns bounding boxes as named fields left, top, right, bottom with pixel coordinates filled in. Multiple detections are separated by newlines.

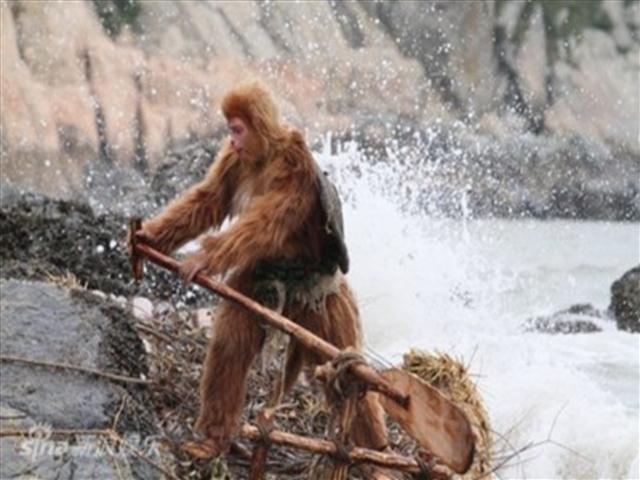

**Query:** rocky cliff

left=1, top=0, right=638, bottom=218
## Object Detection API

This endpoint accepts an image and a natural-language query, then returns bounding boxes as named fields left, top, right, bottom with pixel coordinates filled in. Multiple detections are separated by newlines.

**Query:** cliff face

left=1, top=0, right=638, bottom=214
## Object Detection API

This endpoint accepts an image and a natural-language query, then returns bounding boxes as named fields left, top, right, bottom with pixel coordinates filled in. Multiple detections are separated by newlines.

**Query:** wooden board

left=379, top=368, right=475, bottom=474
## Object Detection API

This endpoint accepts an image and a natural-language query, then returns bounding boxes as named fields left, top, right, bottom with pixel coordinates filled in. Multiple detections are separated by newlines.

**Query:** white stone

left=141, top=338, right=153, bottom=354
left=132, top=297, right=154, bottom=321
left=195, top=308, right=213, bottom=330
left=111, top=295, right=127, bottom=308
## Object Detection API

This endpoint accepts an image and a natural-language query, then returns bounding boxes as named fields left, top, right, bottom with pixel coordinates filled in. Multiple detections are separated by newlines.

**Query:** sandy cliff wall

left=1, top=0, right=638, bottom=202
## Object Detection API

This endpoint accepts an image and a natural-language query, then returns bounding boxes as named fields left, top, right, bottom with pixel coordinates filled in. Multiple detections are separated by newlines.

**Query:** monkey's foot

left=181, top=438, right=224, bottom=459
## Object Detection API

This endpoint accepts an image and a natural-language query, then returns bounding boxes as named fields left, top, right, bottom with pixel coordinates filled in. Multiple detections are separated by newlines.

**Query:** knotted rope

left=324, top=350, right=368, bottom=403
left=255, top=421, right=274, bottom=448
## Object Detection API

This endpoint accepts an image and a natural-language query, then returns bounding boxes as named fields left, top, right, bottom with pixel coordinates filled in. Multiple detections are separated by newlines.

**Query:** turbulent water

left=316, top=139, right=640, bottom=480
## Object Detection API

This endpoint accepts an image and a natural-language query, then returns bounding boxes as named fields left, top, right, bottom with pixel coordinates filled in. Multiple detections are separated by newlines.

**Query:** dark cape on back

left=313, top=159, right=349, bottom=275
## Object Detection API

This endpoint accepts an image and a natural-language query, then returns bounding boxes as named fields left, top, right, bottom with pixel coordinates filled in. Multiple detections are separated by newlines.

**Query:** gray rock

left=603, top=0, right=633, bottom=50
left=609, top=266, right=640, bottom=333
left=0, top=181, right=23, bottom=206
left=562, top=304, right=606, bottom=317
left=0, top=280, right=151, bottom=428
left=356, top=125, right=639, bottom=221
left=524, top=303, right=609, bottom=334
left=359, top=0, right=502, bottom=115
left=0, top=279, right=164, bottom=478
left=0, top=405, right=161, bottom=479
left=149, top=140, right=219, bottom=208
left=515, top=3, right=547, bottom=121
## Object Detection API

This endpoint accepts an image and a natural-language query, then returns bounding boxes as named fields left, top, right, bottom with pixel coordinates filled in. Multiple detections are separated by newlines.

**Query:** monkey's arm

left=204, top=156, right=316, bottom=273
left=142, top=149, right=237, bottom=254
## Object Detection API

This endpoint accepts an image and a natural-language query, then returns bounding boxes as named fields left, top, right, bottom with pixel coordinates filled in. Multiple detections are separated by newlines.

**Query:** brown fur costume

left=142, top=82, right=388, bottom=453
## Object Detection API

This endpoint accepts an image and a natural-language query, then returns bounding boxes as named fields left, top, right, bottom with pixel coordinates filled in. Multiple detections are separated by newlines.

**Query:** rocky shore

left=1, top=178, right=637, bottom=480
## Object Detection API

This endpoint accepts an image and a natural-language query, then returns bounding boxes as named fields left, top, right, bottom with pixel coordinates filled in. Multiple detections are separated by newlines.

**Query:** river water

left=316, top=142, right=640, bottom=479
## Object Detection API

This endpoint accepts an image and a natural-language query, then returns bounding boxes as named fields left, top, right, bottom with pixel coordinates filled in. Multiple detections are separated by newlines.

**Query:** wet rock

left=0, top=189, right=210, bottom=306
left=0, top=279, right=164, bottom=479
left=461, top=132, right=639, bottom=221
left=149, top=140, right=219, bottom=207
left=358, top=126, right=639, bottom=221
left=524, top=303, right=608, bottom=334
left=563, top=304, right=607, bottom=317
left=83, top=161, right=155, bottom=217
left=0, top=403, right=164, bottom=480
left=609, top=266, right=640, bottom=333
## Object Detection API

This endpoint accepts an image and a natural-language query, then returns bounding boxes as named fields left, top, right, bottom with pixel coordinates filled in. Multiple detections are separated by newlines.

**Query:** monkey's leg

left=300, top=281, right=389, bottom=451
left=195, top=279, right=265, bottom=452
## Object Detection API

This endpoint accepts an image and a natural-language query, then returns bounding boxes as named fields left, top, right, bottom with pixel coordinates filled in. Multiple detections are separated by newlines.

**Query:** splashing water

left=315, top=137, right=639, bottom=480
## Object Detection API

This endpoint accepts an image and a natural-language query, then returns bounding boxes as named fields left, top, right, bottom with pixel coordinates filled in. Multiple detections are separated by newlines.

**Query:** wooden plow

left=129, top=219, right=475, bottom=479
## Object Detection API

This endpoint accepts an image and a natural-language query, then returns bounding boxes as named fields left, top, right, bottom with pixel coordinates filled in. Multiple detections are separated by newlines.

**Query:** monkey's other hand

left=126, top=224, right=156, bottom=256
left=179, top=250, right=211, bottom=284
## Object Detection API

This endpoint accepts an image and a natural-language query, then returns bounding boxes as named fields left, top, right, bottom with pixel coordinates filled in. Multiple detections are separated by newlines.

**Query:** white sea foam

left=315, top=138, right=640, bottom=479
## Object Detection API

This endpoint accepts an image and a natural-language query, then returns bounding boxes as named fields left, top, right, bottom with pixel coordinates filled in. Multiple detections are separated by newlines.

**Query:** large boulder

left=0, top=279, right=164, bottom=478
left=609, top=266, right=640, bottom=333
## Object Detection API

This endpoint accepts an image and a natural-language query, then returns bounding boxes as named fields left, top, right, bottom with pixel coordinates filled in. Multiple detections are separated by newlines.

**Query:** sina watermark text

left=18, top=423, right=161, bottom=461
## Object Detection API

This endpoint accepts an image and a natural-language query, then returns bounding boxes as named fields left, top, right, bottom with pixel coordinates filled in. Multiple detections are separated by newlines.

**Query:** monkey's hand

left=179, top=250, right=212, bottom=284
left=126, top=222, right=157, bottom=257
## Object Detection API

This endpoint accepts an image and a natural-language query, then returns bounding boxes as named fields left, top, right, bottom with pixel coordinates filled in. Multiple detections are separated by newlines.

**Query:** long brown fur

left=142, top=82, right=388, bottom=452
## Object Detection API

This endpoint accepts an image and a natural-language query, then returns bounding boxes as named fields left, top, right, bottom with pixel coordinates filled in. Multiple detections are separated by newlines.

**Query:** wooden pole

left=249, top=443, right=269, bottom=480
left=131, top=241, right=409, bottom=408
left=330, top=395, right=357, bottom=480
left=128, top=218, right=144, bottom=280
left=248, top=409, right=275, bottom=480
left=239, top=424, right=450, bottom=479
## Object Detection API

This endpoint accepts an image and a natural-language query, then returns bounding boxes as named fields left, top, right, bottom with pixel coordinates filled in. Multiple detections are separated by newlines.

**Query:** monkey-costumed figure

left=137, top=83, right=388, bottom=458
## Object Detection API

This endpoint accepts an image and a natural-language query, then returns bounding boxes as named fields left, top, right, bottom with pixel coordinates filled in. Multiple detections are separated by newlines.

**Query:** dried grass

left=45, top=270, right=87, bottom=290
